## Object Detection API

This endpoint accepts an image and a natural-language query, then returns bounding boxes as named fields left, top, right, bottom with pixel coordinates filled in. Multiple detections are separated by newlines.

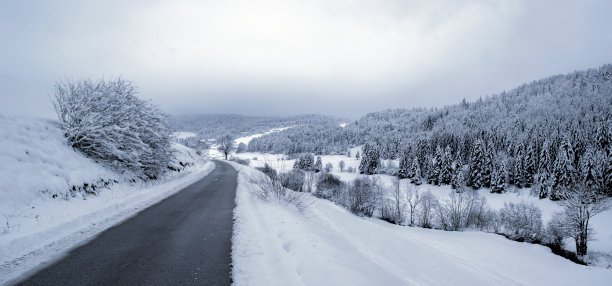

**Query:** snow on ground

left=230, top=162, right=612, bottom=286
left=230, top=129, right=612, bottom=254
left=172, top=131, right=197, bottom=140
left=235, top=126, right=293, bottom=146
left=0, top=116, right=215, bottom=284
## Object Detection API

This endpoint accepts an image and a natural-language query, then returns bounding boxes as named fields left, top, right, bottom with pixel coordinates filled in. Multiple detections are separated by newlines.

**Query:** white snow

left=0, top=115, right=215, bottom=284
left=172, top=131, right=197, bottom=140
left=230, top=162, right=612, bottom=286
left=229, top=128, right=612, bottom=255
left=234, top=126, right=294, bottom=146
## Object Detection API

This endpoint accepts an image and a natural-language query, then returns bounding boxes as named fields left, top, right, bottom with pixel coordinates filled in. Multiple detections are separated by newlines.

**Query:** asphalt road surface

left=17, top=160, right=237, bottom=286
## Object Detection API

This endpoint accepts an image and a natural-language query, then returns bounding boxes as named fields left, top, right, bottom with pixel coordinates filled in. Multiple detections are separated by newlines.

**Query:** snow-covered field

left=172, top=131, right=197, bottom=140
left=228, top=130, right=612, bottom=255
left=0, top=116, right=215, bottom=284
left=230, top=162, right=612, bottom=286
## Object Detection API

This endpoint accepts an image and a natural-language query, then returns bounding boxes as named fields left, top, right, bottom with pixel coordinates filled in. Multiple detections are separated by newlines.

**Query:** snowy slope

left=230, top=163, right=612, bottom=286
left=230, top=126, right=612, bottom=255
left=172, top=131, right=197, bottom=139
left=0, top=115, right=215, bottom=284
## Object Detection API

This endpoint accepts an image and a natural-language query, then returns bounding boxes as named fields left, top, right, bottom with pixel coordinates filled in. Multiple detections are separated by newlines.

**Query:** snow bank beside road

left=0, top=115, right=216, bottom=285
left=0, top=161, right=214, bottom=285
left=230, top=163, right=612, bottom=286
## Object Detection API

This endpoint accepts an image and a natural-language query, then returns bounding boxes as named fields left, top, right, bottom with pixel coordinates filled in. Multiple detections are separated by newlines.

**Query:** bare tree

left=419, top=191, right=437, bottom=228
left=406, top=185, right=420, bottom=226
left=216, top=134, right=235, bottom=160
left=560, top=183, right=610, bottom=256
left=381, top=178, right=405, bottom=224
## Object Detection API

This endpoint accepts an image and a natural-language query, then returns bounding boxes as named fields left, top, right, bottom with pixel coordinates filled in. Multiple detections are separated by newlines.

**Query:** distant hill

left=168, top=113, right=344, bottom=141
left=248, top=64, right=612, bottom=198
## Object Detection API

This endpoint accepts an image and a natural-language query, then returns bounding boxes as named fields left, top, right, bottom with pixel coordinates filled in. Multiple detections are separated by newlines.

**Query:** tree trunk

left=224, top=152, right=228, bottom=160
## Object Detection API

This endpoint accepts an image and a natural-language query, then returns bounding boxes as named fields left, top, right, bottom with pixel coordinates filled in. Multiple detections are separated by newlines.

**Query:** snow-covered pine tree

left=359, top=143, right=380, bottom=175
left=551, top=138, right=576, bottom=200
left=440, top=146, right=453, bottom=185
left=539, top=139, right=553, bottom=176
left=355, top=150, right=360, bottom=160
left=468, top=139, right=486, bottom=189
left=293, top=159, right=300, bottom=169
left=411, top=157, right=422, bottom=185
left=491, top=161, right=508, bottom=194
left=315, top=156, right=323, bottom=173
left=450, top=160, right=465, bottom=192
left=398, top=152, right=410, bottom=179
left=580, top=148, right=603, bottom=194
left=429, top=145, right=443, bottom=185
left=483, top=142, right=494, bottom=188
left=513, top=141, right=525, bottom=188
left=524, top=143, right=536, bottom=187
left=534, top=172, right=549, bottom=199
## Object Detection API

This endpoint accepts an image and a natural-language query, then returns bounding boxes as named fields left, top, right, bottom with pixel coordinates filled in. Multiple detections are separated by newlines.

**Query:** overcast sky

left=1, top=0, right=611, bottom=119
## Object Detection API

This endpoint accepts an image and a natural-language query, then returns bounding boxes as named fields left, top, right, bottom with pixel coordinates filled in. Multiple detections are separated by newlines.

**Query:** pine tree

left=398, top=152, right=410, bottom=179
left=534, top=172, right=549, bottom=199
left=551, top=141, right=576, bottom=200
left=355, top=151, right=360, bottom=160
left=483, top=142, right=494, bottom=188
left=581, top=148, right=603, bottom=194
left=491, top=161, right=508, bottom=194
left=293, top=159, right=299, bottom=169
left=469, top=139, right=486, bottom=189
left=605, top=146, right=612, bottom=196
left=429, top=146, right=443, bottom=185
left=359, top=143, right=380, bottom=175
left=514, top=142, right=525, bottom=188
left=524, top=143, right=536, bottom=187
left=440, top=146, right=453, bottom=185
left=539, top=139, right=553, bottom=176
left=410, top=157, right=422, bottom=185
left=297, top=153, right=315, bottom=171
left=315, top=156, right=323, bottom=173
left=451, top=161, right=465, bottom=192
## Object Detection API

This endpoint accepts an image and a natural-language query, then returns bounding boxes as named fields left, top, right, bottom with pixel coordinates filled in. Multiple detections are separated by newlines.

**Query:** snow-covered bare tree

left=559, top=183, right=610, bottom=256
left=217, top=134, right=235, bottom=160
left=52, top=78, right=173, bottom=178
left=406, top=185, right=420, bottom=226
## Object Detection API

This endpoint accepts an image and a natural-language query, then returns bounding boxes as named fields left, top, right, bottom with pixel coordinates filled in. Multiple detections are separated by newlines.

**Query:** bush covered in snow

left=255, top=163, right=278, bottom=179
left=498, top=202, right=543, bottom=243
left=347, top=177, right=382, bottom=217
left=248, top=170, right=311, bottom=212
left=279, top=169, right=305, bottom=192
left=315, top=173, right=344, bottom=199
left=53, top=78, right=173, bottom=178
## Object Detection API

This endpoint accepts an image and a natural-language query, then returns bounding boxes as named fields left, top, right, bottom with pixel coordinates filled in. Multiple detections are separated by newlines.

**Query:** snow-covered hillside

left=231, top=142, right=612, bottom=255
left=0, top=115, right=214, bottom=284
left=230, top=163, right=612, bottom=286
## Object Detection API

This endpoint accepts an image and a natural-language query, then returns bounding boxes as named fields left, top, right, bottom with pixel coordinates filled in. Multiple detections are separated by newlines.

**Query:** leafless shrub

left=498, top=202, right=543, bottom=243
left=247, top=172, right=312, bottom=213
left=381, top=178, right=405, bottom=224
left=418, top=190, right=437, bottom=228
left=347, top=176, right=382, bottom=217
